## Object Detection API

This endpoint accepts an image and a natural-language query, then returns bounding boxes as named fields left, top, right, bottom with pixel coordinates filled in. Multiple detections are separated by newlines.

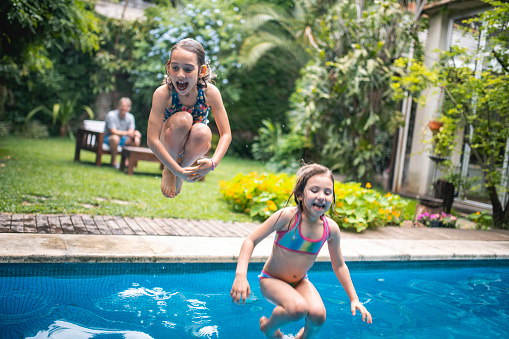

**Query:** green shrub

left=0, top=121, right=12, bottom=137
left=467, top=211, right=493, bottom=230
left=331, top=182, right=407, bottom=232
left=20, top=121, right=49, bottom=139
left=220, top=172, right=294, bottom=219
left=219, top=172, right=407, bottom=231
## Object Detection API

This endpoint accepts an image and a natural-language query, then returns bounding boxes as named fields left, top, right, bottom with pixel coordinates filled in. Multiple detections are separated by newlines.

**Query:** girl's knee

left=307, top=306, right=326, bottom=326
left=286, top=300, right=308, bottom=320
left=170, top=111, right=193, bottom=129
left=189, top=124, right=212, bottom=145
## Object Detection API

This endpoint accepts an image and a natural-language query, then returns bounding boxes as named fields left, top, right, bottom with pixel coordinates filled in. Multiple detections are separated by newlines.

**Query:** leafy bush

left=219, top=172, right=407, bottom=231
left=0, top=122, right=12, bottom=137
left=20, top=121, right=49, bottom=139
left=331, top=183, right=407, bottom=232
left=252, top=119, right=310, bottom=172
left=219, top=172, right=295, bottom=219
left=467, top=211, right=493, bottom=230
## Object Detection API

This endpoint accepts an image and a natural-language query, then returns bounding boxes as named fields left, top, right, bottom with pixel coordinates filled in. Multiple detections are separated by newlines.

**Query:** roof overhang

left=422, top=0, right=491, bottom=16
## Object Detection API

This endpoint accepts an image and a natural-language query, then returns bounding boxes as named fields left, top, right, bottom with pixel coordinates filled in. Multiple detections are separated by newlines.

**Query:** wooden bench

left=120, top=146, right=164, bottom=175
left=74, top=120, right=122, bottom=167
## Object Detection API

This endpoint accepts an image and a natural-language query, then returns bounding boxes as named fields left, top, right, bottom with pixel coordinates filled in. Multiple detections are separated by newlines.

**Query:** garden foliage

left=250, top=0, right=426, bottom=182
left=392, top=0, right=509, bottom=229
left=219, top=172, right=407, bottom=232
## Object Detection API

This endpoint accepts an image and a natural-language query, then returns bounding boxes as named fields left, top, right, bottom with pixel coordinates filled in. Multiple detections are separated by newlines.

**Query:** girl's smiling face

left=300, top=173, right=334, bottom=218
left=167, top=48, right=206, bottom=95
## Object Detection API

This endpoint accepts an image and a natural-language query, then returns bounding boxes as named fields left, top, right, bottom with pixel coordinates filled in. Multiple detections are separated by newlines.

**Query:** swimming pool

left=0, top=260, right=508, bottom=338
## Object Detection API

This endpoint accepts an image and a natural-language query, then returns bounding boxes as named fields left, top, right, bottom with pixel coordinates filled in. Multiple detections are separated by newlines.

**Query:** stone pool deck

left=0, top=213, right=509, bottom=263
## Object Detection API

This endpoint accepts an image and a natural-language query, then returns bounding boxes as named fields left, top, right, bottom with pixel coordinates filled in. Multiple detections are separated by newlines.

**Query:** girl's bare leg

left=259, top=278, right=309, bottom=338
left=160, top=112, right=192, bottom=198
left=177, top=123, right=211, bottom=192
left=294, top=280, right=326, bottom=339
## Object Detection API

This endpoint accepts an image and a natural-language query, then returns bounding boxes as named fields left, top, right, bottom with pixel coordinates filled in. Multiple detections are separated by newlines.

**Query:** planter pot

left=429, top=120, right=443, bottom=132
left=429, top=220, right=442, bottom=227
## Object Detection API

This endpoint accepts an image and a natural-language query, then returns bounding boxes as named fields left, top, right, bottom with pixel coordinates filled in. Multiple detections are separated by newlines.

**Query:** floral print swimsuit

left=164, top=88, right=210, bottom=124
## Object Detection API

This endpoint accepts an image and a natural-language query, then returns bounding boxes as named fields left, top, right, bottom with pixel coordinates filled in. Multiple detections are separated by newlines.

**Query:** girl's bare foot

left=161, top=167, right=177, bottom=198
left=259, top=316, right=283, bottom=338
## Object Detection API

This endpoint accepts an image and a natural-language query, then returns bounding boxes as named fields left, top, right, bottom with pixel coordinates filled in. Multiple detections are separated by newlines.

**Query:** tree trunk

left=433, top=179, right=455, bottom=213
left=487, top=185, right=509, bottom=229
left=93, top=91, right=114, bottom=121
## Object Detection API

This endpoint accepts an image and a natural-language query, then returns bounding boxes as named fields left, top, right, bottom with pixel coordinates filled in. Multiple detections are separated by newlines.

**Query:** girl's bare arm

left=231, top=207, right=294, bottom=304
left=328, top=219, right=372, bottom=323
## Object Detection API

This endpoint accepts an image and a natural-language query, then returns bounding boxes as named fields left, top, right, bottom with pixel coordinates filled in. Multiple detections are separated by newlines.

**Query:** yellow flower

left=336, top=201, right=344, bottom=208
left=344, top=218, right=349, bottom=223
left=476, top=211, right=480, bottom=215
left=249, top=171, right=258, bottom=177
left=246, top=193, right=252, bottom=200
left=267, top=200, right=277, bottom=211
left=366, top=182, right=372, bottom=189
left=385, top=192, right=392, bottom=198
left=379, top=208, right=384, bottom=214
left=387, top=215, right=393, bottom=221
left=219, top=180, right=227, bottom=188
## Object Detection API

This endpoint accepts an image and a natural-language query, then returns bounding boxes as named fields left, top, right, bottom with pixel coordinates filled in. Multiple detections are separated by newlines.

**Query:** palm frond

left=239, top=32, right=310, bottom=68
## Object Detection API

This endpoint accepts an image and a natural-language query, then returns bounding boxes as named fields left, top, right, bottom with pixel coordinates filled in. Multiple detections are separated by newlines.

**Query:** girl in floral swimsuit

left=231, top=164, right=372, bottom=338
left=147, top=38, right=231, bottom=198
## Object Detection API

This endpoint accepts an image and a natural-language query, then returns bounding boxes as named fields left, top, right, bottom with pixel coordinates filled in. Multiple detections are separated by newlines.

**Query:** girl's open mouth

left=176, top=81, right=189, bottom=91
left=313, top=203, right=326, bottom=211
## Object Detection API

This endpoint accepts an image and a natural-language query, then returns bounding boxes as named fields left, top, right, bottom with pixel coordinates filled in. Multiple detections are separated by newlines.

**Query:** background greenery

left=0, top=136, right=416, bottom=226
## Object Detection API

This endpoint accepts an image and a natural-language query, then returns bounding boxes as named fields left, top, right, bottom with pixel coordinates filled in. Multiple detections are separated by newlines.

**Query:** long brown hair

left=164, top=38, right=216, bottom=92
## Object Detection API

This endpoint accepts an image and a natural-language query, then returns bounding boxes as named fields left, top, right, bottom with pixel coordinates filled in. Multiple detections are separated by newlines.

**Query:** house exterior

left=391, top=0, right=508, bottom=212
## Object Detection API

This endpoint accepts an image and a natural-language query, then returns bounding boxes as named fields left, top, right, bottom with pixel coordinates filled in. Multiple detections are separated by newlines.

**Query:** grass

left=0, top=136, right=417, bottom=223
left=0, top=137, right=267, bottom=222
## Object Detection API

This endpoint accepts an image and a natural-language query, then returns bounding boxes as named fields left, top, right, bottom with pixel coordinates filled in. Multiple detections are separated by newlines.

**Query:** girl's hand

left=182, top=159, right=214, bottom=182
left=230, top=276, right=251, bottom=305
left=351, top=300, right=372, bottom=324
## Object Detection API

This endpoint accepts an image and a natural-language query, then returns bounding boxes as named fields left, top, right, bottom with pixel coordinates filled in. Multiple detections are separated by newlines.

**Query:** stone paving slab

left=1, top=213, right=509, bottom=263
left=1, top=233, right=508, bottom=264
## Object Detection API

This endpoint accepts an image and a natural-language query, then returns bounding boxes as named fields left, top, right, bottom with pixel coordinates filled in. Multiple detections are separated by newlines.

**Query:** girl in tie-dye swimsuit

left=147, top=38, right=231, bottom=199
left=231, top=164, right=372, bottom=338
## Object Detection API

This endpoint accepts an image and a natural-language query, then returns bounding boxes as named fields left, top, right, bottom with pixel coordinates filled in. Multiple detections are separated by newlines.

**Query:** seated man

left=104, top=97, right=142, bottom=168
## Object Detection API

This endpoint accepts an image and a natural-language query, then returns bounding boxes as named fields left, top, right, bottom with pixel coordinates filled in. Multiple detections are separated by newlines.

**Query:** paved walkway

left=1, top=213, right=509, bottom=263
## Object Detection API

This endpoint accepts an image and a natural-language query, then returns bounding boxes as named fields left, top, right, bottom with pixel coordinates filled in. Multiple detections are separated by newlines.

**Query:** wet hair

left=274, top=163, right=337, bottom=232
left=164, top=38, right=216, bottom=92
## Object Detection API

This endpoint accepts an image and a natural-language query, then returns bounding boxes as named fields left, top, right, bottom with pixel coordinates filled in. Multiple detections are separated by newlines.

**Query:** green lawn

left=0, top=137, right=267, bottom=222
left=0, top=136, right=416, bottom=223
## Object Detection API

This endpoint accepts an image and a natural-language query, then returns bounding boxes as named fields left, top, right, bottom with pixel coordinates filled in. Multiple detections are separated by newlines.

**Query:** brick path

left=0, top=213, right=259, bottom=237
left=2, top=213, right=509, bottom=241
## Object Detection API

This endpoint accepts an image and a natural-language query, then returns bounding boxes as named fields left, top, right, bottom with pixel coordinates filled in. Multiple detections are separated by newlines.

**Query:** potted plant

left=417, top=212, right=457, bottom=228
left=429, top=120, right=443, bottom=133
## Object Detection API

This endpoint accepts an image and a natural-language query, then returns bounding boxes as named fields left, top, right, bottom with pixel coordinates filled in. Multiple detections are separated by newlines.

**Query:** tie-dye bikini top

left=164, top=88, right=210, bottom=124
left=274, top=210, right=330, bottom=255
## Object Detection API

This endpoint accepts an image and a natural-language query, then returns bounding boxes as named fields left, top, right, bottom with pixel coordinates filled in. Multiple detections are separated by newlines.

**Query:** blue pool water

left=0, top=260, right=508, bottom=338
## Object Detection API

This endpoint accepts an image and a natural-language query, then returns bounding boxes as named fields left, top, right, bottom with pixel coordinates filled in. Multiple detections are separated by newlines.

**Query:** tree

left=238, top=0, right=326, bottom=68
left=288, top=0, right=426, bottom=182
left=0, top=0, right=99, bottom=117
left=393, top=0, right=509, bottom=228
